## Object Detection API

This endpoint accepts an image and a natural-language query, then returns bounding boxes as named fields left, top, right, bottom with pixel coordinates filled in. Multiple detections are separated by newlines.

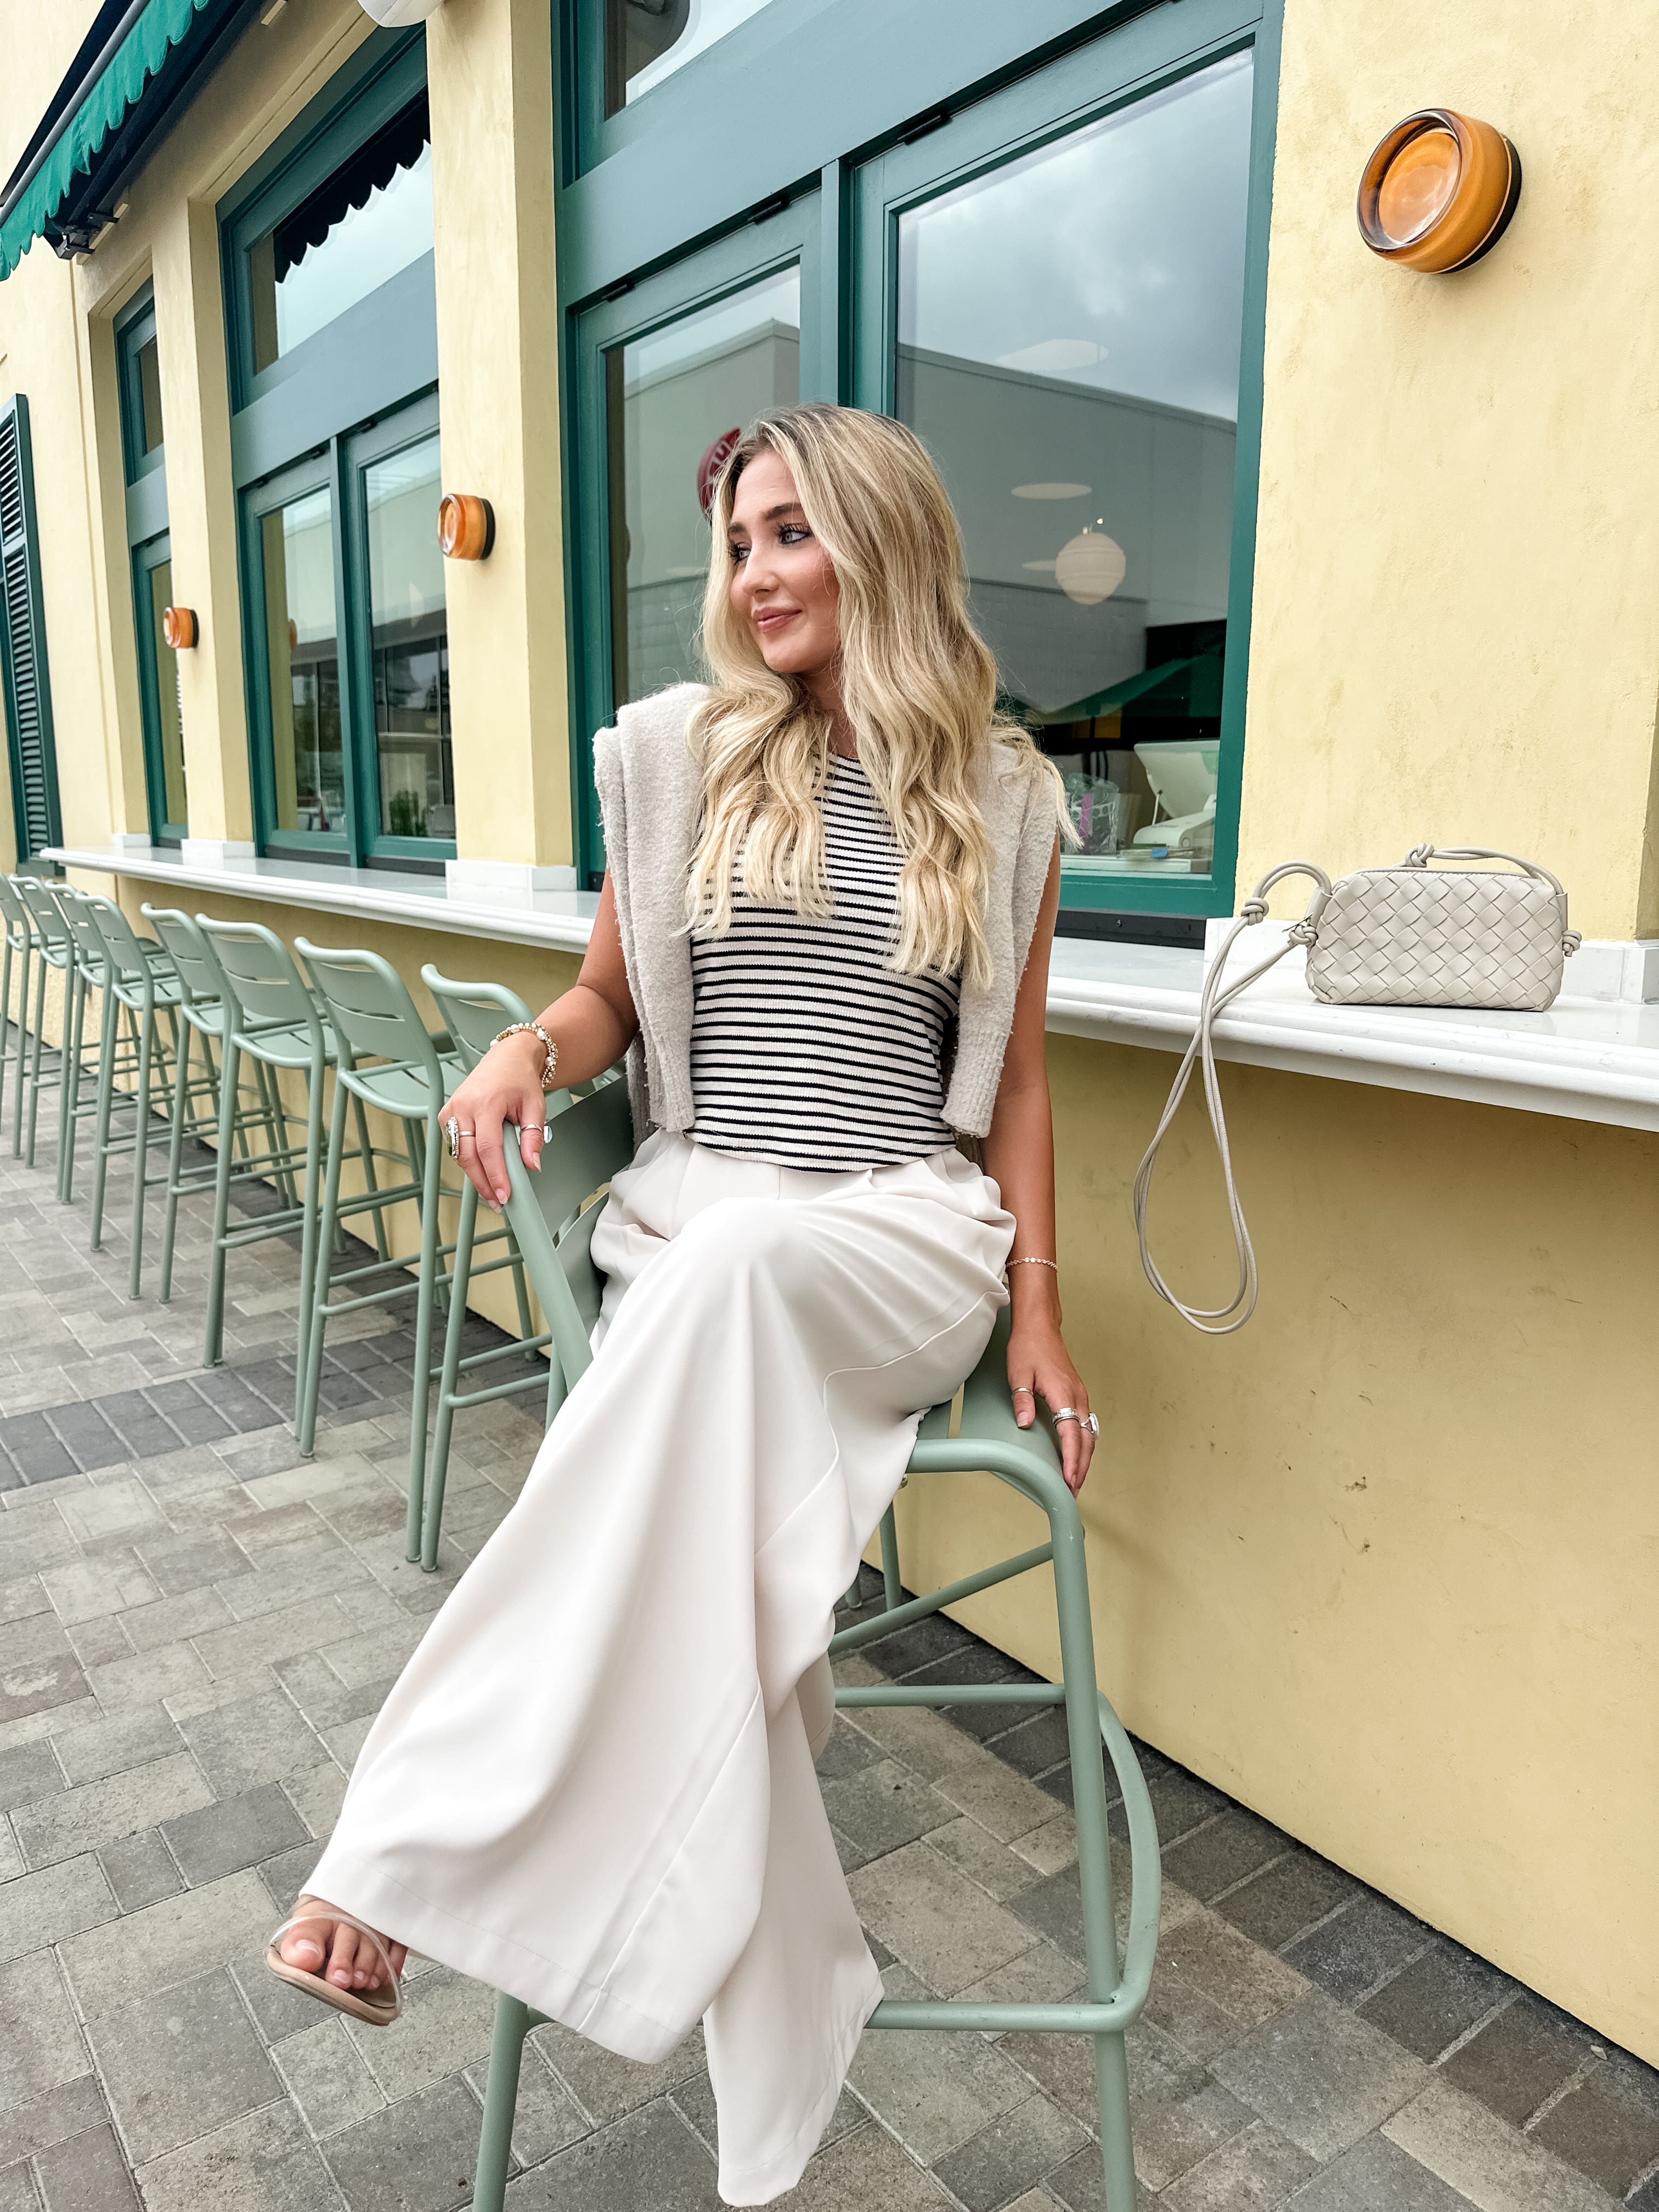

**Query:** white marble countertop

left=48, top=843, right=1659, bottom=1135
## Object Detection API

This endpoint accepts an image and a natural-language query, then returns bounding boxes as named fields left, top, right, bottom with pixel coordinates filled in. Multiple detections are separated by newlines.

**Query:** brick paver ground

left=0, top=1080, right=1652, bottom=2211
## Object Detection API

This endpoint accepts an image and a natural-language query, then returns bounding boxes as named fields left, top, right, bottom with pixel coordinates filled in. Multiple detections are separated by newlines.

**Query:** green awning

left=0, top=0, right=219, bottom=282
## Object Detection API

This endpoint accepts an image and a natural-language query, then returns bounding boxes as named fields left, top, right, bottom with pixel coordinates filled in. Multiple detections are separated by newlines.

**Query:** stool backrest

left=0, top=874, right=31, bottom=949
left=195, top=916, right=323, bottom=1049
left=420, top=968, right=529, bottom=1074
left=294, top=938, right=444, bottom=1085
left=140, top=906, right=223, bottom=1012
left=18, top=877, right=77, bottom=964
left=501, top=1082, right=635, bottom=1386
left=78, top=894, right=161, bottom=992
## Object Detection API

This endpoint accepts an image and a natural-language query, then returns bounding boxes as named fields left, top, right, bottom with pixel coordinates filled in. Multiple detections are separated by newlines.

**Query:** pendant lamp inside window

left=1055, top=527, right=1127, bottom=606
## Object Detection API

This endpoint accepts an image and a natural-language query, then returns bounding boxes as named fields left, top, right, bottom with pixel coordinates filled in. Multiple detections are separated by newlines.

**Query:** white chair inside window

left=1132, top=740, right=1220, bottom=849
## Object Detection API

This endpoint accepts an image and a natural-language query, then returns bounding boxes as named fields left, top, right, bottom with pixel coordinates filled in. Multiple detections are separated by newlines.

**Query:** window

left=559, top=0, right=1278, bottom=920
left=246, top=93, right=433, bottom=374
left=602, top=0, right=777, bottom=112
left=221, top=31, right=446, bottom=866
left=116, top=283, right=184, bottom=842
left=571, top=199, right=821, bottom=873
left=885, top=52, right=1255, bottom=899
left=0, top=396, right=63, bottom=862
left=134, top=537, right=188, bottom=840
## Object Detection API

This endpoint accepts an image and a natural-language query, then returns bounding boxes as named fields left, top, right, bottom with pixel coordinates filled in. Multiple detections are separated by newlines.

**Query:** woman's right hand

left=440, top=1032, right=549, bottom=1211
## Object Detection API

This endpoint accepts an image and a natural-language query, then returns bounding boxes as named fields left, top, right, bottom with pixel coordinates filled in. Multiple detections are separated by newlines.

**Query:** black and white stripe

left=689, top=755, right=961, bottom=1172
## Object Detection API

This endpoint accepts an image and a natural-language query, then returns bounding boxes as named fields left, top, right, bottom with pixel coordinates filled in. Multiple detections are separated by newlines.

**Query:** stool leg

left=878, top=1504, right=903, bottom=1611
left=291, top=1051, right=327, bottom=1433
left=352, top=1088, right=389, bottom=1263
left=404, top=1114, right=443, bottom=1564
left=204, top=1034, right=241, bottom=1368
left=298, top=1071, right=351, bottom=1457
left=423, top=1173, right=478, bottom=1572
left=473, top=1993, right=531, bottom=2212
left=55, top=966, right=80, bottom=1203
left=24, top=953, right=47, bottom=1170
left=1051, top=1489, right=1137, bottom=2210
left=9, top=937, right=28, bottom=1156
left=127, top=1002, right=157, bottom=1298
left=159, top=1015, right=194, bottom=1304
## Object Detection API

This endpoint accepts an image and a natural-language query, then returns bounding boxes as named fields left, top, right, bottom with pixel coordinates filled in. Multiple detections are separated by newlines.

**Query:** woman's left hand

left=1008, top=1321, right=1095, bottom=1494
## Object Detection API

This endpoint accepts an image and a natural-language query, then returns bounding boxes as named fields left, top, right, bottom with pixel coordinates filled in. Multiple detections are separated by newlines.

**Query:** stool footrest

left=868, top=1994, right=1138, bottom=2034
left=829, top=1539, right=1054, bottom=1658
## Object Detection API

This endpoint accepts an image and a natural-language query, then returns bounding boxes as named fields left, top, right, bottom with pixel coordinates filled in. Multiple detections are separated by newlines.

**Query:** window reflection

left=248, top=94, right=433, bottom=374
left=261, top=490, right=343, bottom=834
left=896, top=52, right=1252, bottom=877
left=136, top=336, right=164, bottom=458
left=365, top=433, right=452, bottom=841
left=147, top=559, right=187, bottom=828
left=604, top=0, right=776, bottom=113
left=606, top=268, right=799, bottom=708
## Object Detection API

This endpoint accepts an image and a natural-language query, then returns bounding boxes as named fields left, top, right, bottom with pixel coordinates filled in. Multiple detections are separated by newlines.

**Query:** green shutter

left=0, top=395, right=63, bottom=860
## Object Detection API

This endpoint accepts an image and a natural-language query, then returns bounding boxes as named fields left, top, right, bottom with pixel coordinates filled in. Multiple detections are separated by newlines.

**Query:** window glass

left=604, top=0, right=776, bottom=112
left=606, top=266, right=799, bottom=708
left=896, top=52, right=1252, bottom=878
left=364, top=432, right=452, bottom=840
left=146, top=558, right=187, bottom=827
left=248, top=94, right=433, bottom=374
left=260, top=489, right=343, bottom=834
left=136, top=336, right=164, bottom=458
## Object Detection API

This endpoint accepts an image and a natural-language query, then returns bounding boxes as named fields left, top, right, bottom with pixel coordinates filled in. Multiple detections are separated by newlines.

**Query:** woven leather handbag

left=1136, top=844, right=1581, bottom=1334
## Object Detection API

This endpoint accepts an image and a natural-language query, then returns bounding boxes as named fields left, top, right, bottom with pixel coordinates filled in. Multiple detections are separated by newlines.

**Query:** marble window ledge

left=46, top=843, right=1659, bottom=1135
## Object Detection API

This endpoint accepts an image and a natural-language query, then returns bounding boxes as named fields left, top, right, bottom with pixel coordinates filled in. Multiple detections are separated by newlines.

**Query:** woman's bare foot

left=279, top=1895, right=408, bottom=1993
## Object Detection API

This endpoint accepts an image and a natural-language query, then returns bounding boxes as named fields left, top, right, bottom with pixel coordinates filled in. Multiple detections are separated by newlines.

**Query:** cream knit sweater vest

left=592, top=682, right=1059, bottom=1143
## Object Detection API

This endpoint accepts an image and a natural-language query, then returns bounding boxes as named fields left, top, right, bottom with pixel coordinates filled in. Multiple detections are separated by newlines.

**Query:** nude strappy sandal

left=265, top=1905, right=403, bottom=2027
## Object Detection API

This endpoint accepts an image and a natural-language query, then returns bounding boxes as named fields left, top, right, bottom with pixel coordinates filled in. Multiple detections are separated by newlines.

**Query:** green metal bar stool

left=10, top=874, right=77, bottom=1180
left=69, top=893, right=189, bottom=1296
left=470, top=1099, right=1160, bottom=2212
left=415, top=967, right=567, bottom=1574
left=0, top=874, right=35, bottom=1153
left=49, top=882, right=159, bottom=1209
left=192, top=916, right=400, bottom=1429
left=293, top=938, right=476, bottom=1562
left=138, top=906, right=300, bottom=1306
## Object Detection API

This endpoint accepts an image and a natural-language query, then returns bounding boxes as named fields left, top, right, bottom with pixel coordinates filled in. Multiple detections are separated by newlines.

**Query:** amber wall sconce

left=161, top=606, right=198, bottom=650
left=1357, top=109, right=1522, bottom=272
left=438, top=493, right=495, bottom=561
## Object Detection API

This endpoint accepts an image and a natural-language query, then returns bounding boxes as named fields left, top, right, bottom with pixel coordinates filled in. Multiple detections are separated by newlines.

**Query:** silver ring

left=1011, top=1385, right=1034, bottom=1398
left=1052, top=1406, right=1081, bottom=1423
left=444, top=1118, right=460, bottom=1159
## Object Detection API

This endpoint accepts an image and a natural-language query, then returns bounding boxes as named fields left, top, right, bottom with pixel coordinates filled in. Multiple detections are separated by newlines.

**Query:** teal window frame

left=556, top=0, right=1282, bottom=918
left=115, top=283, right=165, bottom=490
left=569, top=199, right=828, bottom=873
left=219, top=28, right=448, bottom=867
left=115, top=281, right=183, bottom=842
left=131, top=529, right=188, bottom=846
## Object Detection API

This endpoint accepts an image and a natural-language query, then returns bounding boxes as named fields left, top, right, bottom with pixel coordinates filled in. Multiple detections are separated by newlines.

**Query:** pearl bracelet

left=490, top=1020, right=559, bottom=1092
left=1007, top=1257, right=1058, bottom=1271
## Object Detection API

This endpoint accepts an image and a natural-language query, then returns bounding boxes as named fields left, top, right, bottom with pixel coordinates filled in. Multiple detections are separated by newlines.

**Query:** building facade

left=0, top=0, right=1653, bottom=2066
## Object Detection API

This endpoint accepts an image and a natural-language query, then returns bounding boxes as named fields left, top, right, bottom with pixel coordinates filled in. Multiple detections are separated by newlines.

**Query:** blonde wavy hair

left=685, top=403, right=1068, bottom=988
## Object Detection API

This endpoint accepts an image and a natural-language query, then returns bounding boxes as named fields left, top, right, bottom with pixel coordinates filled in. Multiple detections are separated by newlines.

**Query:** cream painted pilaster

left=150, top=196, right=255, bottom=854
left=427, top=0, right=574, bottom=887
left=80, top=292, right=151, bottom=845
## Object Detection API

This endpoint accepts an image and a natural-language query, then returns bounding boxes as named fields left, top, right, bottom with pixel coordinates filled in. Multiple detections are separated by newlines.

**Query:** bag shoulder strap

left=1133, top=863, right=1331, bottom=1336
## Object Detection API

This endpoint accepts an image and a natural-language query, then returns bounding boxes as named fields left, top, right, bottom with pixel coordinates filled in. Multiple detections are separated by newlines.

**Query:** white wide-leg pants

left=307, top=1130, right=1013, bottom=2204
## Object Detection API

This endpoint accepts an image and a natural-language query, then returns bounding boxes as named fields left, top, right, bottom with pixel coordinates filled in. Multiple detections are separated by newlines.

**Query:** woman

left=266, top=402, right=1095, bottom=2205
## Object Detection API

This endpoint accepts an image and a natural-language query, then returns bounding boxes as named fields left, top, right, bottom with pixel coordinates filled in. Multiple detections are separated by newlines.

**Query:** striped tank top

left=687, top=754, right=961, bottom=1172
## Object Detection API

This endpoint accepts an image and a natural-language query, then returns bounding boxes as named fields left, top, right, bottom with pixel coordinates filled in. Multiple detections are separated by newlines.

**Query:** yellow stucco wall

left=1239, top=4, right=1659, bottom=938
